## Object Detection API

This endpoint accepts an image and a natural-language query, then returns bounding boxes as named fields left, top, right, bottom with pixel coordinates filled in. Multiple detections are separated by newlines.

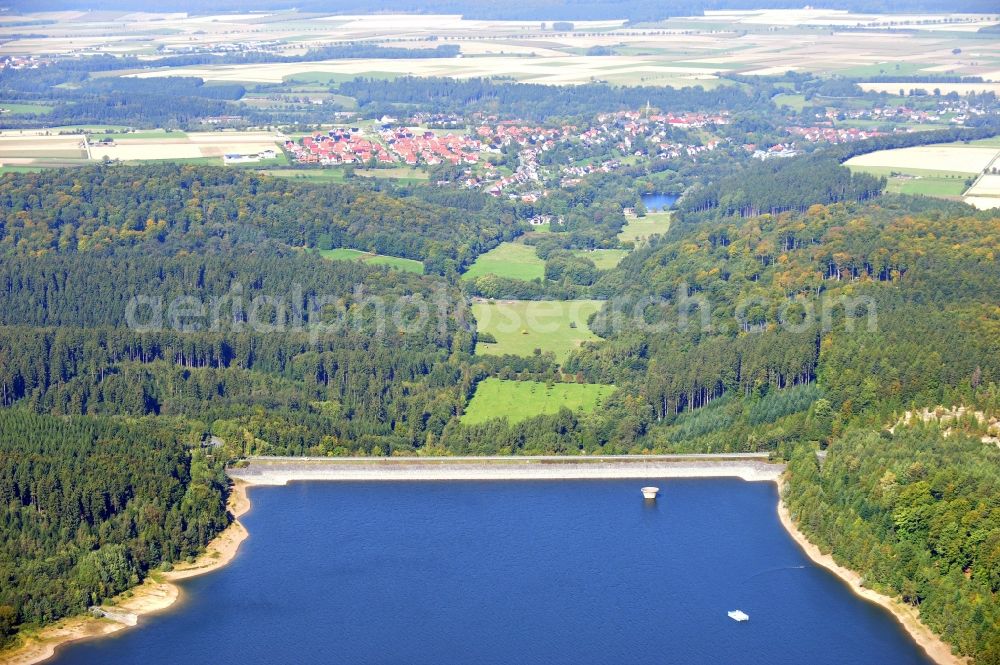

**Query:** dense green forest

left=786, top=426, right=1000, bottom=662
left=0, top=411, right=229, bottom=646
left=0, top=164, right=521, bottom=274
left=338, top=76, right=767, bottom=123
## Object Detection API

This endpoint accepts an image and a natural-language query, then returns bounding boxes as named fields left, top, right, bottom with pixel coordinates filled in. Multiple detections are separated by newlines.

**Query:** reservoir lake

left=52, top=479, right=933, bottom=665
left=640, top=192, right=679, bottom=211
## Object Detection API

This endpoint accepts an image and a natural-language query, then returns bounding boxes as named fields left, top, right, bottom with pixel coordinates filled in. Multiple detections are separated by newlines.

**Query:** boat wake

left=743, top=565, right=807, bottom=582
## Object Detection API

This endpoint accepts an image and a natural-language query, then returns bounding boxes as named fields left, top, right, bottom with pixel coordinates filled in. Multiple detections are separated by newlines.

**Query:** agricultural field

left=618, top=211, right=672, bottom=244
left=848, top=165, right=972, bottom=197
left=317, top=248, right=424, bottom=274
left=965, top=174, right=1000, bottom=197
left=461, top=378, right=616, bottom=426
left=97, top=130, right=188, bottom=140
left=472, top=299, right=603, bottom=361
left=964, top=175, right=1000, bottom=209
left=844, top=144, right=1000, bottom=175
left=89, top=131, right=286, bottom=162
left=0, top=130, right=289, bottom=167
left=0, top=133, right=87, bottom=162
left=461, top=242, right=546, bottom=282
left=4, top=9, right=998, bottom=90
left=132, top=56, right=727, bottom=87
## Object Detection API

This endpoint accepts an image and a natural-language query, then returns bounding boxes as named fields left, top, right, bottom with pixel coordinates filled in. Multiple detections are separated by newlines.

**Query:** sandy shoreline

left=0, top=480, right=251, bottom=665
left=776, top=487, right=968, bottom=665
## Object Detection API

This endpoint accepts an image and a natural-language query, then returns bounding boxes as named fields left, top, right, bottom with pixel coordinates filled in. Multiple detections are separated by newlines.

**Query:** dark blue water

left=53, top=480, right=932, bottom=665
left=641, top=192, right=679, bottom=211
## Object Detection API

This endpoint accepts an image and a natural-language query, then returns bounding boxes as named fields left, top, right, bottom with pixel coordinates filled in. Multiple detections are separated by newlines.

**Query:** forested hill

left=0, top=165, right=520, bottom=275
left=570, top=199, right=1000, bottom=427
left=0, top=411, right=230, bottom=646
left=339, top=77, right=765, bottom=122
left=674, top=123, right=1000, bottom=223
left=786, top=427, right=1000, bottom=660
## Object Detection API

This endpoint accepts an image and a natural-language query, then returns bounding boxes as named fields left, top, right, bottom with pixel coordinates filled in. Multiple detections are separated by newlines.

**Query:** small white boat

left=728, top=610, right=749, bottom=622
left=641, top=486, right=659, bottom=499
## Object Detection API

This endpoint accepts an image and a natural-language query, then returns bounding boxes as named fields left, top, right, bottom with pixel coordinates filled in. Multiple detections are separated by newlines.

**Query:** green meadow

left=262, top=167, right=427, bottom=184
left=462, top=242, right=546, bottom=282
left=574, top=249, right=628, bottom=270
left=317, top=248, right=424, bottom=274
left=0, top=165, right=44, bottom=174
left=473, top=299, right=603, bottom=361
left=461, top=378, right=616, bottom=425
left=618, top=211, right=671, bottom=244
left=0, top=102, right=54, bottom=115
left=262, top=169, right=348, bottom=182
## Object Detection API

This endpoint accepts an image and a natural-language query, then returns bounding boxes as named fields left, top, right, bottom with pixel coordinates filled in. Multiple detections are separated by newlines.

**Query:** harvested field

left=0, top=129, right=286, bottom=164
left=845, top=144, right=1000, bottom=174
left=0, top=134, right=86, bottom=160
left=964, top=196, right=1000, bottom=210
left=88, top=131, right=285, bottom=162
left=965, top=174, right=1000, bottom=198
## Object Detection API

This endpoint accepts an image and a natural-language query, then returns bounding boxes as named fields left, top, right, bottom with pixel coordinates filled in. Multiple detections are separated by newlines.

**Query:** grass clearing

left=0, top=165, right=44, bottom=174
left=461, top=378, right=616, bottom=425
left=618, top=211, right=671, bottom=244
left=772, top=93, right=807, bottom=111
left=473, top=299, right=603, bottom=361
left=356, top=167, right=429, bottom=182
left=317, top=248, right=424, bottom=274
left=262, top=169, right=347, bottom=182
left=462, top=242, right=545, bottom=282
left=573, top=249, right=628, bottom=270
left=0, top=102, right=54, bottom=115
left=261, top=167, right=427, bottom=183
left=968, top=136, right=1000, bottom=148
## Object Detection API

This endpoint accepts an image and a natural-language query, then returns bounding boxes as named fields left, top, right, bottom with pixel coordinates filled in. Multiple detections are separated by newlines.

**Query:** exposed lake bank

left=0, top=481, right=251, bottom=665
left=776, top=492, right=968, bottom=665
